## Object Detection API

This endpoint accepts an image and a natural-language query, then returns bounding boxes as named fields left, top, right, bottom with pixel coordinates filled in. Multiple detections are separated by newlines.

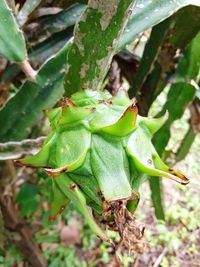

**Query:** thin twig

left=20, top=60, right=37, bottom=81
left=152, top=247, right=168, bottom=267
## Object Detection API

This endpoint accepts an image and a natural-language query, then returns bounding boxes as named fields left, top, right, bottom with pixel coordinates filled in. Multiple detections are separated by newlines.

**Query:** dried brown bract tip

left=101, top=198, right=148, bottom=255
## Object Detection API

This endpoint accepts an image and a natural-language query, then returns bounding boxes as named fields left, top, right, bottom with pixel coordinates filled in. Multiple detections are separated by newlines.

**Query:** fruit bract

left=17, top=90, right=189, bottom=247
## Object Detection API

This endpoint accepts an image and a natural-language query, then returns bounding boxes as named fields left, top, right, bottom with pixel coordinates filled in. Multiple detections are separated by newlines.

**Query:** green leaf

left=176, top=126, right=196, bottom=162
left=154, top=32, right=200, bottom=154
left=16, top=183, right=39, bottom=217
left=154, top=83, right=196, bottom=155
left=118, top=0, right=200, bottom=50
left=91, top=134, right=132, bottom=201
left=64, top=0, right=135, bottom=95
left=27, top=3, right=86, bottom=43
left=2, top=28, right=73, bottom=82
left=150, top=83, right=195, bottom=219
left=130, top=18, right=171, bottom=96
left=16, top=183, right=39, bottom=202
left=0, top=43, right=71, bottom=142
left=171, top=6, right=200, bottom=49
left=29, top=28, right=73, bottom=67
left=134, top=6, right=200, bottom=115
left=175, top=32, right=200, bottom=83
left=136, top=62, right=165, bottom=116
left=149, top=31, right=200, bottom=220
left=149, top=177, right=165, bottom=220
left=0, top=0, right=26, bottom=61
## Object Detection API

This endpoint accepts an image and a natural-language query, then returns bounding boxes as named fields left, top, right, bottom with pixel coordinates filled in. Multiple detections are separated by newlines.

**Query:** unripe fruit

left=17, top=90, right=189, bottom=248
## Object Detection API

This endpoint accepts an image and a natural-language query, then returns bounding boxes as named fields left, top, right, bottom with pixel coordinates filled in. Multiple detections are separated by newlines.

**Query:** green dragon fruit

left=17, top=89, right=189, bottom=249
